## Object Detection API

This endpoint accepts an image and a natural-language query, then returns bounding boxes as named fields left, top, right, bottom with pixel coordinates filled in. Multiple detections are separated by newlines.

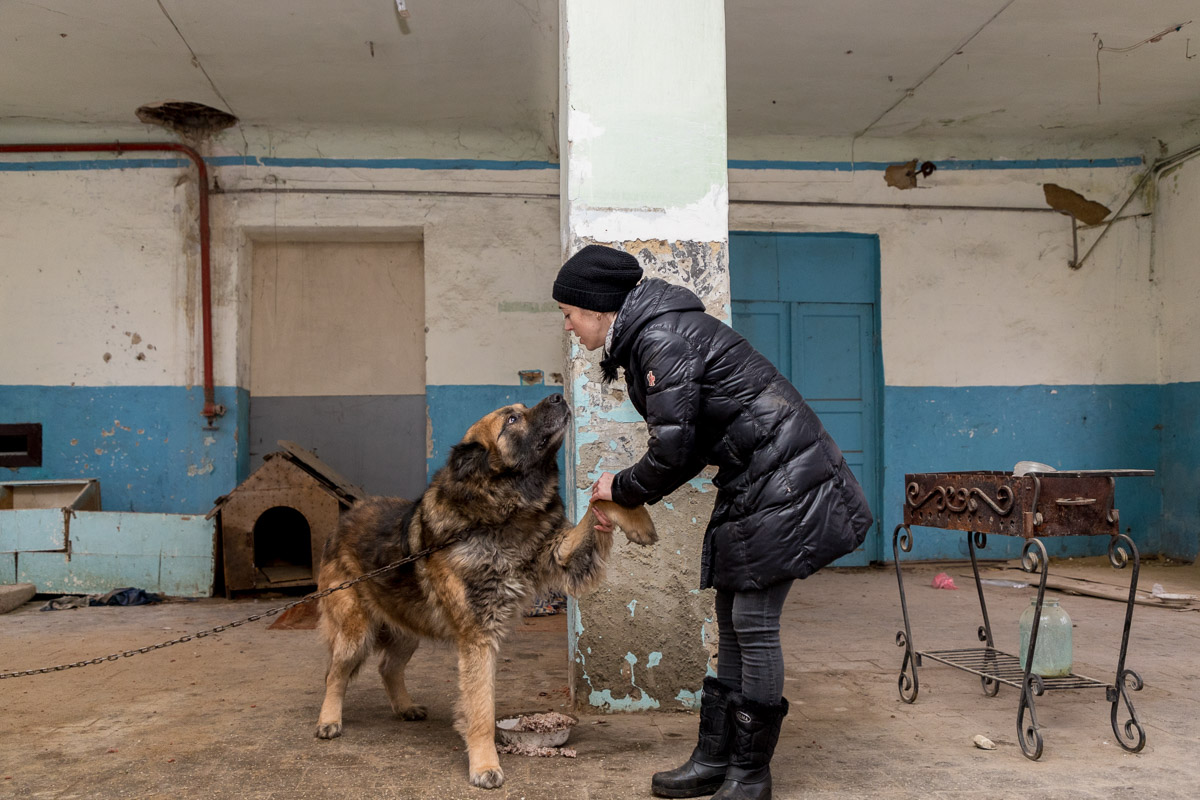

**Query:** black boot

left=710, top=693, right=789, bottom=800
left=651, top=677, right=736, bottom=798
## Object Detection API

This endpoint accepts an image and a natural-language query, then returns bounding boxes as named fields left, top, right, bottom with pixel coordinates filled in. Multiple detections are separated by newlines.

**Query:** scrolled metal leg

left=1016, top=538, right=1050, bottom=760
left=1017, top=673, right=1046, bottom=760
left=1108, top=669, right=1146, bottom=752
left=893, top=524, right=919, bottom=703
left=968, top=531, right=1000, bottom=697
left=896, top=631, right=919, bottom=703
left=1107, top=533, right=1146, bottom=752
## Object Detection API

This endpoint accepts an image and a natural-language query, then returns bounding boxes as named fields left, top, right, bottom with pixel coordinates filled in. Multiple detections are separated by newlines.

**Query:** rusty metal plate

left=902, top=471, right=1143, bottom=538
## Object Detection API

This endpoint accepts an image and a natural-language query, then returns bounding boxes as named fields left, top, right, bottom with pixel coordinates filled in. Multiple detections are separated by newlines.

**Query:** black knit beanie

left=552, top=245, right=644, bottom=312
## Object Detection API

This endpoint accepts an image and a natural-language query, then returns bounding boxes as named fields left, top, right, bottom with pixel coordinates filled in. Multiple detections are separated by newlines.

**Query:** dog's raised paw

left=315, top=722, right=343, bottom=739
left=397, top=704, right=428, bottom=721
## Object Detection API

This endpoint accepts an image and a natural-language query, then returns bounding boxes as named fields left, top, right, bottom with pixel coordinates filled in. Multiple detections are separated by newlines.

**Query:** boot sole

left=651, top=777, right=727, bottom=798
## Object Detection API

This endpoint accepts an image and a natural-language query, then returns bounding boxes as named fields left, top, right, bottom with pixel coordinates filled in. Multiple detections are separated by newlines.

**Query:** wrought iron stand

left=892, top=469, right=1153, bottom=760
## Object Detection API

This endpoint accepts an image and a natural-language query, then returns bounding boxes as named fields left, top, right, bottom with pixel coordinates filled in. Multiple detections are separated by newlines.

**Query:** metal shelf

left=919, top=647, right=1109, bottom=692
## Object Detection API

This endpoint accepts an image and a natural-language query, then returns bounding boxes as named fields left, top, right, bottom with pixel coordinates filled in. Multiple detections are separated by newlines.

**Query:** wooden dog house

left=210, top=442, right=363, bottom=594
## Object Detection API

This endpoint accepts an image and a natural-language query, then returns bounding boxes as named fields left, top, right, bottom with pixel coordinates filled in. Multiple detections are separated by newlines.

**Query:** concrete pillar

left=559, top=0, right=730, bottom=711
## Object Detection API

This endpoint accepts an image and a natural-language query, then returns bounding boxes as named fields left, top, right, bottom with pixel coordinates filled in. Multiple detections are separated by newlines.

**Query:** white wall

left=1, top=165, right=199, bottom=388
left=213, top=165, right=564, bottom=390
left=1155, top=155, right=1200, bottom=385
left=0, top=158, right=567, bottom=393
left=730, top=163, right=1155, bottom=388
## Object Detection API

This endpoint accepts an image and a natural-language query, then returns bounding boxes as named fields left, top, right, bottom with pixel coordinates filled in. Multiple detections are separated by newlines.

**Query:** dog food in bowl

left=495, top=711, right=577, bottom=748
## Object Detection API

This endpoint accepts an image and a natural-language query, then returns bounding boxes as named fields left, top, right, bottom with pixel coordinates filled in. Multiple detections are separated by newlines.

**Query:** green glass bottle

left=1018, top=597, right=1073, bottom=677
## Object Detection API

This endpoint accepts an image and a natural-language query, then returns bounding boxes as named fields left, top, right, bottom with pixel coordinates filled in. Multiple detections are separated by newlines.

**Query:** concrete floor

left=2, top=557, right=1198, bottom=800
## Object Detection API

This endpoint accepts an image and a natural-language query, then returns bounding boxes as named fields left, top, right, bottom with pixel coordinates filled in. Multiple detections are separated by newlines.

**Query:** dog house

left=210, top=441, right=363, bottom=595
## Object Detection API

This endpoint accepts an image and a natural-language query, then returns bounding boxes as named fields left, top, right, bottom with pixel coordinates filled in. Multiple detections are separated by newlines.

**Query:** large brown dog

left=315, top=393, right=655, bottom=789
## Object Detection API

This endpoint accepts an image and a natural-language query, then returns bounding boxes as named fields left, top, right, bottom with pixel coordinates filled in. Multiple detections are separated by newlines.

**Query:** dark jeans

left=714, top=580, right=793, bottom=704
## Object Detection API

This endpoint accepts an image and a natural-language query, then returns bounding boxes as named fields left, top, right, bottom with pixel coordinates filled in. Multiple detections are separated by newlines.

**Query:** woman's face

left=558, top=303, right=613, bottom=351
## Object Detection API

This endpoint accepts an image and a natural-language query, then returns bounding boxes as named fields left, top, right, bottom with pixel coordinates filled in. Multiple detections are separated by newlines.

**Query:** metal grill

left=920, top=648, right=1107, bottom=691
left=892, top=467, right=1154, bottom=761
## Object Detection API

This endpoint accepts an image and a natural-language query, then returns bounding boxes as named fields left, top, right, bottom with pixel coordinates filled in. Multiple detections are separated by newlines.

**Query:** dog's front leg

left=455, top=638, right=503, bottom=789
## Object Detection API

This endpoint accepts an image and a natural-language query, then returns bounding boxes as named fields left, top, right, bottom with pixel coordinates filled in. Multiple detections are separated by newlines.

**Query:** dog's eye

left=507, top=414, right=519, bottom=425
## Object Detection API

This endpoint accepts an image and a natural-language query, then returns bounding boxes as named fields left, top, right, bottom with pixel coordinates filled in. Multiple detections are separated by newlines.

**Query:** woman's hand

left=591, top=473, right=615, bottom=532
left=591, top=472, right=614, bottom=502
left=592, top=505, right=614, bottom=533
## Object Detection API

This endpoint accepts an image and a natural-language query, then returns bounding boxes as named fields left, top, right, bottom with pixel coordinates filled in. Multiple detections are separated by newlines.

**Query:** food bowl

left=495, top=711, right=578, bottom=748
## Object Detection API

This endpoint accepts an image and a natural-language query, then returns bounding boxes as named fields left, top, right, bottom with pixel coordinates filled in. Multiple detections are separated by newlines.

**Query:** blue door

left=730, top=233, right=882, bottom=564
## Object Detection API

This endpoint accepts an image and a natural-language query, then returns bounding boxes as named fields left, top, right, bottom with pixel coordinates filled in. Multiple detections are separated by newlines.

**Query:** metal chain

left=0, top=536, right=460, bottom=680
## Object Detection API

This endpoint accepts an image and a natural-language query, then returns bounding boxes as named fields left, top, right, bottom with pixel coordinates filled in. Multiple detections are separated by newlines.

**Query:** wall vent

left=0, top=423, right=42, bottom=468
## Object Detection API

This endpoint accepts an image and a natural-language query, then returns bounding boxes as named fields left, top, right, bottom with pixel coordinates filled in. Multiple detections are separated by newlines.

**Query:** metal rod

left=1072, top=139, right=1200, bottom=270
left=731, top=198, right=1057, bottom=213
left=213, top=187, right=558, bottom=200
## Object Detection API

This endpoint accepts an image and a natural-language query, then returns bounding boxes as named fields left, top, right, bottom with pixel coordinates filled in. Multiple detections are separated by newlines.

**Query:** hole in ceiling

left=136, top=101, right=238, bottom=136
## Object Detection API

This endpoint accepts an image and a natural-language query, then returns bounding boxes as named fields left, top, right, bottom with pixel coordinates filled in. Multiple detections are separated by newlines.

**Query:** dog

left=314, top=393, right=655, bottom=789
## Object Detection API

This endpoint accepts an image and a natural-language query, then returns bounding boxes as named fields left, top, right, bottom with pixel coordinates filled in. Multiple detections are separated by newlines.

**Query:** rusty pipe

left=0, top=142, right=224, bottom=425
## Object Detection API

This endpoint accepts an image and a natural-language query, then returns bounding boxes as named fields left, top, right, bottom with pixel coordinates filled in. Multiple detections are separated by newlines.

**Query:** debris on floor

left=931, top=572, right=959, bottom=590
left=971, top=567, right=1197, bottom=610
left=0, top=583, right=36, bottom=614
left=972, top=734, right=996, bottom=750
left=267, top=599, right=321, bottom=630
left=39, top=587, right=162, bottom=611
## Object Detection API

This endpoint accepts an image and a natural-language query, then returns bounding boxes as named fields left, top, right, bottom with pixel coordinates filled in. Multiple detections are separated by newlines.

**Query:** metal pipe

left=214, top=186, right=559, bottom=200
left=1071, top=140, right=1200, bottom=270
left=731, top=198, right=1058, bottom=213
left=0, top=142, right=223, bottom=425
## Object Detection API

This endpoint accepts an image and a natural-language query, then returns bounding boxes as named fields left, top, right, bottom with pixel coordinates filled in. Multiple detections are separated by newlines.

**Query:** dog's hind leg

left=377, top=627, right=427, bottom=721
left=315, top=594, right=372, bottom=740
left=454, top=638, right=504, bottom=789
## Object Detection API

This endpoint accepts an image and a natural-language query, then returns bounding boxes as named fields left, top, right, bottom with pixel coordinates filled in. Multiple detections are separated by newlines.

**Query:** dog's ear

left=447, top=440, right=492, bottom=482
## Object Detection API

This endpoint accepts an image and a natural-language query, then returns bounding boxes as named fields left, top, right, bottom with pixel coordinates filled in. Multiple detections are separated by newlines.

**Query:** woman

left=554, top=244, right=873, bottom=800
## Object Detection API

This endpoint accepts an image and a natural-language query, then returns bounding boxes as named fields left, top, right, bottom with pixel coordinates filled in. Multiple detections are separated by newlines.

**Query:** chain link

left=0, top=536, right=459, bottom=680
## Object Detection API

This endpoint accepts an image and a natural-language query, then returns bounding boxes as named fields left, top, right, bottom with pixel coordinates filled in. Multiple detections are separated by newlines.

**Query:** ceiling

left=2, top=0, right=1198, bottom=161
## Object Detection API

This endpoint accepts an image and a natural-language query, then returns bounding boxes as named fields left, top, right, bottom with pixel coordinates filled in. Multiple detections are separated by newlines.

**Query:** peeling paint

left=647, top=651, right=662, bottom=668
left=571, top=184, right=729, bottom=245
left=626, top=599, right=637, bottom=617
left=589, top=688, right=661, bottom=712
left=187, top=458, right=214, bottom=477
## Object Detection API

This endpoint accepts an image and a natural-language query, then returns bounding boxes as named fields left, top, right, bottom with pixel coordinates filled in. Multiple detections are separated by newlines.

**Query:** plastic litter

left=932, top=572, right=959, bottom=590
left=1151, top=582, right=1197, bottom=602
left=978, top=578, right=1029, bottom=589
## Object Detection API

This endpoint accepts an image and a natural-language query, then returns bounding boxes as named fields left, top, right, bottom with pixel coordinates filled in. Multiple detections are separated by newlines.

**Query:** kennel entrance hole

left=253, top=506, right=313, bottom=583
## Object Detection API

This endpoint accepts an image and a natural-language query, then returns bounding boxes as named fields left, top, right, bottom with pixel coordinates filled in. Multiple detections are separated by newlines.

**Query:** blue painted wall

left=10, top=380, right=1189, bottom=563
left=0, top=385, right=246, bottom=514
left=1160, top=382, right=1200, bottom=560
left=884, top=384, right=1166, bottom=561
left=426, top=383, right=567, bottom=487
left=1, top=382, right=569, bottom=514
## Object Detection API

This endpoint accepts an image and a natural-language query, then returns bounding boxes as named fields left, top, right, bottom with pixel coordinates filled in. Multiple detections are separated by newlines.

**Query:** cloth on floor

left=40, top=587, right=163, bottom=611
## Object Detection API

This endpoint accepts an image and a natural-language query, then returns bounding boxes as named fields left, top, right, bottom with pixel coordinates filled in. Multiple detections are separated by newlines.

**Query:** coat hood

left=600, top=278, right=705, bottom=382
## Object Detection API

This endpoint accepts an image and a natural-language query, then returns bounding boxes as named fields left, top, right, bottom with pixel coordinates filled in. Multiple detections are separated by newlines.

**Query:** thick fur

left=314, top=394, right=655, bottom=789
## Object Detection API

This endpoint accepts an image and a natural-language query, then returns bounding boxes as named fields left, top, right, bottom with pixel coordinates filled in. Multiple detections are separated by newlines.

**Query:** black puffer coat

left=604, top=279, right=873, bottom=591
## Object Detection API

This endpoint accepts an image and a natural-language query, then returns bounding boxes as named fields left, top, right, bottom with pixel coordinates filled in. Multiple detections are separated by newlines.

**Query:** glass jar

left=1018, top=597, right=1073, bottom=677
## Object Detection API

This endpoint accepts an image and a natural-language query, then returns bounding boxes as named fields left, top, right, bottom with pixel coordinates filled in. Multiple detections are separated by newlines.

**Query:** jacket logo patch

left=647, top=371, right=656, bottom=387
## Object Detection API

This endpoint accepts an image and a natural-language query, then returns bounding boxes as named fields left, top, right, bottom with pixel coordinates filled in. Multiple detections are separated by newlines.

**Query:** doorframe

left=729, top=230, right=885, bottom=563
left=232, top=225, right=426, bottom=485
